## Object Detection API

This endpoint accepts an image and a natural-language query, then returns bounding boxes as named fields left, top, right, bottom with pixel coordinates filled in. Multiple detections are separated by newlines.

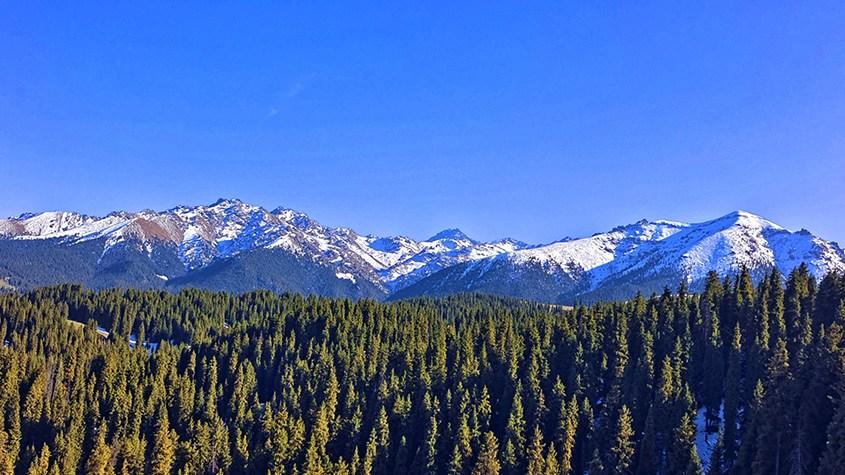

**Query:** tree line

left=0, top=264, right=843, bottom=474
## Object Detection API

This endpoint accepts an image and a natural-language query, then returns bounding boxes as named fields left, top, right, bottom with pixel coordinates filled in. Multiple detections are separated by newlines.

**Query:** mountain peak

left=428, top=228, right=473, bottom=242
left=724, top=209, right=757, bottom=219
left=209, top=197, right=244, bottom=207
left=1, top=203, right=843, bottom=302
left=712, top=210, right=784, bottom=230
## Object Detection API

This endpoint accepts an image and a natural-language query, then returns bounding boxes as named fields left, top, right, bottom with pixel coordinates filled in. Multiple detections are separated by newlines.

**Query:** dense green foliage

left=0, top=264, right=843, bottom=474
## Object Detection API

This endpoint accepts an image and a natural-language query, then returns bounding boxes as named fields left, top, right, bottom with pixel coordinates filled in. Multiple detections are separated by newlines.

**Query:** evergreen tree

left=472, top=432, right=500, bottom=475
left=635, top=408, right=657, bottom=475
left=722, top=323, right=742, bottom=469
left=609, top=405, right=635, bottom=475
left=526, top=425, right=545, bottom=475
left=559, top=396, right=578, bottom=475
left=26, top=444, right=50, bottom=475
left=752, top=339, right=792, bottom=475
left=85, top=423, right=112, bottom=475
left=666, top=413, right=703, bottom=475
left=545, top=443, right=560, bottom=475
left=151, top=406, right=176, bottom=475
left=422, top=414, right=439, bottom=474
left=0, top=274, right=835, bottom=475
left=818, top=379, right=845, bottom=475
left=706, top=431, right=724, bottom=475
left=502, top=389, right=526, bottom=474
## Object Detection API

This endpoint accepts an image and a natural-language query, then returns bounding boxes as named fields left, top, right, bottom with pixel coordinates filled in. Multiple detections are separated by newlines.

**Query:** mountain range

left=1, top=199, right=843, bottom=303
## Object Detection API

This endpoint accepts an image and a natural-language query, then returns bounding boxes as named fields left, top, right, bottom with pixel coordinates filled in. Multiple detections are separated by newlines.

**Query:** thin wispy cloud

left=266, top=74, right=315, bottom=118
left=285, top=80, right=308, bottom=99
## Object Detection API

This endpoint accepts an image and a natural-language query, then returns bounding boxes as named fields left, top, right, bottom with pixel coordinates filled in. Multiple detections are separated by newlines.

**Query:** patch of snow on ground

left=695, top=402, right=723, bottom=473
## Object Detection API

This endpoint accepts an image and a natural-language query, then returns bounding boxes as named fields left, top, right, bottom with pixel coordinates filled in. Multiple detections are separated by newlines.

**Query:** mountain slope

left=0, top=199, right=526, bottom=294
left=393, top=211, right=845, bottom=303
left=2, top=203, right=843, bottom=302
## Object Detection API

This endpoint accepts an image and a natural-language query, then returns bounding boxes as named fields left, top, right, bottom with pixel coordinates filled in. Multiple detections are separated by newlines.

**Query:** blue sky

left=1, top=2, right=844, bottom=244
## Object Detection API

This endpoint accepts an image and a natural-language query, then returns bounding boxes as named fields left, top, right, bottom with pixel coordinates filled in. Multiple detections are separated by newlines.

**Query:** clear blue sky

left=1, top=2, right=843, bottom=244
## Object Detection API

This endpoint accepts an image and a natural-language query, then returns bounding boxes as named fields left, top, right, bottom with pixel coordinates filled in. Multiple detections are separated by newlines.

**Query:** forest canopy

left=0, top=264, right=843, bottom=475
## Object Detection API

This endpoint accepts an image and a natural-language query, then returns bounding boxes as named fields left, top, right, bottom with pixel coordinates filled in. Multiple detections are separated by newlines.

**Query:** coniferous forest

left=0, top=264, right=844, bottom=475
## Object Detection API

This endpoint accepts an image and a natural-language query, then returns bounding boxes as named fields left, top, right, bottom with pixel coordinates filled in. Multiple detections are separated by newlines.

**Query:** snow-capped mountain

left=0, top=198, right=528, bottom=295
left=1, top=203, right=843, bottom=302
left=392, top=211, right=845, bottom=303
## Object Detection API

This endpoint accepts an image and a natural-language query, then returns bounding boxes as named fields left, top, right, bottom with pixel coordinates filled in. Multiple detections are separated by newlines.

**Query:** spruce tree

left=818, top=379, right=845, bottom=475
left=545, top=443, right=560, bottom=475
left=151, top=406, right=176, bottom=475
left=526, top=425, right=546, bottom=475
left=472, top=432, right=500, bottom=475
left=666, top=412, right=703, bottom=475
left=502, top=389, right=526, bottom=474
left=722, top=323, right=742, bottom=469
left=609, top=405, right=635, bottom=475
left=26, top=444, right=50, bottom=475
left=85, top=423, right=112, bottom=475
left=752, top=339, right=792, bottom=475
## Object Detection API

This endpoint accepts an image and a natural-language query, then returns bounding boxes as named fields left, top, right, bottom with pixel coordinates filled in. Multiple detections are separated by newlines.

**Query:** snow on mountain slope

left=0, top=211, right=126, bottom=240
left=602, top=211, right=845, bottom=285
left=380, top=234, right=526, bottom=291
left=396, top=211, right=845, bottom=303
left=506, top=220, right=687, bottom=279
left=0, top=199, right=527, bottom=292
left=2, top=203, right=842, bottom=301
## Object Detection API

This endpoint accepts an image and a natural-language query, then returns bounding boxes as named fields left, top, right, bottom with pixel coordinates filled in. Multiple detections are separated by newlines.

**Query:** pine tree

left=85, top=423, right=112, bottom=475
left=768, top=269, right=786, bottom=343
left=450, top=414, right=472, bottom=475
left=609, top=405, right=635, bottom=475
left=666, top=412, right=703, bottom=475
left=706, top=430, right=724, bottom=475
left=734, top=380, right=764, bottom=474
left=635, top=408, right=657, bottom=475
left=151, top=406, right=176, bottom=475
left=702, top=273, right=724, bottom=432
left=752, top=339, right=792, bottom=475
left=303, top=405, right=331, bottom=475
left=395, top=436, right=409, bottom=474
left=448, top=443, right=464, bottom=475
left=26, top=444, right=50, bottom=475
left=422, top=414, right=439, bottom=474
left=117, top=434, right=145, bottom=475
left=472, top=432, right=500, bottom=475
left=0, top=432, right=7, bottom=475
left=502, top=389, right=526, bottom=474
left=785, top=264, right=814, bottom=365
left=362, top=428, right=377, bottom=475
left=722, top=323, right=742, bottom=468
left=526, top=425, right=545, bottom=475
left=818, top=378, right=845, bottom=475
left=574, top=397, right=595, bottom=475
left=814, top=272, right=843, bottom=329
left=559, top=395, right=578, bottom=475
left=545, top=443, right=560, bottom=475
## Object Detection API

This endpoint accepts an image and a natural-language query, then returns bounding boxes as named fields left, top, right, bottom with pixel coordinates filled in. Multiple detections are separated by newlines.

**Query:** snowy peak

left=0, top=199, right=526, bottom=292
left=0, top=211, right=97, bottom=238
left=1, top=203, right=842, bottom=302
left=427, top=228, right=475, bottom=243
left=396, top=211, right=845, bottom=303
left=701, top=210, right=784, bottom=232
